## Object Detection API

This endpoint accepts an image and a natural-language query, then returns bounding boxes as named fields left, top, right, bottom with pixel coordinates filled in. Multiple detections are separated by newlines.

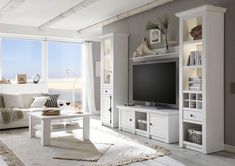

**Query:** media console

left=117, top=105, right=179, bottom=143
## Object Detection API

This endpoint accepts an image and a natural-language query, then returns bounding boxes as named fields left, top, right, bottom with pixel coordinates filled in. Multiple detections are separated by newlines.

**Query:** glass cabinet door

left=103, top=38, right=111, bottom=84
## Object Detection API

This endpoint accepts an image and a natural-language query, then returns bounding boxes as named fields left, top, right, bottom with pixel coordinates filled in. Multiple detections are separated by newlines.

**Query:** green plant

left=146, top=15, right=170, bottom=50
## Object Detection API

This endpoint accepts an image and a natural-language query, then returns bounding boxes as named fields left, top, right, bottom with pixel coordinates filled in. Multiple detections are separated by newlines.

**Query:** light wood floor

left=111, top=127, right=235, bottom=166
left=90, top=116, right=235, bottom=166
left=95, top=120, right=231, bottom=166
left=1, top=116, right=235, bottom=166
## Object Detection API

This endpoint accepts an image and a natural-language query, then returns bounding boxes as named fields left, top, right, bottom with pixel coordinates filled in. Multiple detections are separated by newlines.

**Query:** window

left=47, top=41, right=83, bottom=108
left=1, top=38, right=42, bottom=80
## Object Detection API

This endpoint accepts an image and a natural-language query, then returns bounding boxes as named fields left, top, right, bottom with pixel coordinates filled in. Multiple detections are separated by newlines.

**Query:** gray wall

left=103, top=0, right=235, bottom=146
left=92, top=42, right=101, bottom=111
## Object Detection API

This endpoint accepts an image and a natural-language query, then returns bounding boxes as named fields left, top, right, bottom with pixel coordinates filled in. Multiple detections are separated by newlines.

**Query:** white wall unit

left=176, top=5, right=226, bottom=154
left=118, top=105, right=179, bottom=143
left=100, top=33, right=129, bottom=128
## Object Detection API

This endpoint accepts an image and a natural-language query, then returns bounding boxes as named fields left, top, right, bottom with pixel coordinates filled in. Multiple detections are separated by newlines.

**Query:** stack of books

left=188, top=77, right=202, bottom=91
left=42, top=109, right=60, bottom=116
left=186, top=51, right=202, bottom=66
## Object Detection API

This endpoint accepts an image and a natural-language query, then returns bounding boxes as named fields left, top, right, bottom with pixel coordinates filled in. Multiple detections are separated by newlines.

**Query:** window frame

left=0, top=34, right=83, bottom=82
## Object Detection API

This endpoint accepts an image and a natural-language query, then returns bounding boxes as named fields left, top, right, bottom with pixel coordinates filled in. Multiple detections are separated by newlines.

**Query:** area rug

left=51, top=136, right=113, bottom=161
left=0, top=123, right=170, bottom=166
left=0, top=139, right=24, bottom=166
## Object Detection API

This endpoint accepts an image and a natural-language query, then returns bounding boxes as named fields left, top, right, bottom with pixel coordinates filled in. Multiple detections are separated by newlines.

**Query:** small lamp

left=65, top=69, right=78, bottom=110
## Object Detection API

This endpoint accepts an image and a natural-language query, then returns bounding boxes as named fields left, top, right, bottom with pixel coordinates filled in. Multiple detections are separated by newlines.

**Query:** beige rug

left=0, top=121, right=170, bottom=166
left=0, top=139, right=24, bottom=166
left=51, top=136, right=113, bottom=161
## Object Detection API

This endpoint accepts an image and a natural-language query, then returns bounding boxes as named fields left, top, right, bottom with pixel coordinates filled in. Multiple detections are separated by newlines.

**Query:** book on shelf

left=188, top=76, right=202, bottom=91
left=189, top=87, right=202, bottom=91
left=186, top=51, right=202, bottom=66
left=189, top=76, right=202, bottom=81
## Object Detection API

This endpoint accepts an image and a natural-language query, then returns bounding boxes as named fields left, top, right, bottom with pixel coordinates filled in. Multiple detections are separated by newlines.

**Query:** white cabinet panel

left=150, top=115, right=167, bottom=139
left=121, top=110, right=134, bottom=130
left=102, top=95, right=111, bottom=125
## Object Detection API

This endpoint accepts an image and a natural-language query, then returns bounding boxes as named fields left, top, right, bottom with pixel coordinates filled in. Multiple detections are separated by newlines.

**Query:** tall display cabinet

left=100, top=33, right=129, bottom=128
left=176, top=5, right=226, bottom=154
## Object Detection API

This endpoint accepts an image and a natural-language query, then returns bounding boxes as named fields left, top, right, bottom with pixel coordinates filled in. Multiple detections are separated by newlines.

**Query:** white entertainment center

left=100, top=5, right=225, bottom=151
left=117, top=105, right=179, bottom=143
left=100, top=32, right=180, bottom=143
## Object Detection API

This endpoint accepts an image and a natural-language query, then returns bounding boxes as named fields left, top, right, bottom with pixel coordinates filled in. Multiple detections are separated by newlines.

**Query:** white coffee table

left=29, top=111, right=91, bottom=146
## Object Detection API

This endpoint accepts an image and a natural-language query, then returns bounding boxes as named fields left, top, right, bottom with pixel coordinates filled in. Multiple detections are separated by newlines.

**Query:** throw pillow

left=43, top=94, right=60, bottom=107
left=30, top=96, right=49, bottom=108
left=3, top=94, right=24, bottom=108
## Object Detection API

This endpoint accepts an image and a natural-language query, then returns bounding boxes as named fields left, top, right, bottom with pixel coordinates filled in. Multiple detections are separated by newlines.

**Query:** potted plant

left=146, top=15, right=170, bottom=51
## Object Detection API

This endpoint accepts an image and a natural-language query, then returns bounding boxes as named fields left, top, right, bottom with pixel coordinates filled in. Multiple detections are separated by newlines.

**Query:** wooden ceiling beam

left=77, top=0, right=174, bottom=33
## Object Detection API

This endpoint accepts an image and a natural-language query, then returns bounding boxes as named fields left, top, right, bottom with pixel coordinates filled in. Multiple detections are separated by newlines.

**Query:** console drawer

left=102, top=88, right=112, bottom=95
left=184, top=110, right=202, bottom=122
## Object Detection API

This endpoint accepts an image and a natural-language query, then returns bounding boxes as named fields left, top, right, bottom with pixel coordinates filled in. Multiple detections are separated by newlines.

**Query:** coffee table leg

left=83, top=116, right=90, bottom=140
left=41, top=119, right=51, bottom=146
left=29, top=115, right=36, bottom=138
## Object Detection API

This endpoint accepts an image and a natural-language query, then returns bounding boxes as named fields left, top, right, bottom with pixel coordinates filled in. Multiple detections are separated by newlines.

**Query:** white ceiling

left=0, top=0, right=171, bottom=33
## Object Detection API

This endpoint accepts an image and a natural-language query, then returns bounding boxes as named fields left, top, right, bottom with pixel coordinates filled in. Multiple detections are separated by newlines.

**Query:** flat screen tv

left=133, top=62, right=176, bottom=104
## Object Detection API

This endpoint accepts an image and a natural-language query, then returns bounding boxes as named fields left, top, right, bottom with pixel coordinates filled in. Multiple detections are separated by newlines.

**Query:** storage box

left=187, top=128, right=202, bottom=145
left=137, top=119, right=147, bottom=131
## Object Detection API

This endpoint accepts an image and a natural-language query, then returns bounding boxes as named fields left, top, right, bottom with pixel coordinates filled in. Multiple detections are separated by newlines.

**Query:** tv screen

left=133, top=62, right=176, bottom=104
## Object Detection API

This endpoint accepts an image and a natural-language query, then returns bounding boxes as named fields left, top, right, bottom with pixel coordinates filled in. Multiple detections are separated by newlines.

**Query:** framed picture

left=16, top=74, right=27, bottom=84
left=150, top=29, right=161, bottom=44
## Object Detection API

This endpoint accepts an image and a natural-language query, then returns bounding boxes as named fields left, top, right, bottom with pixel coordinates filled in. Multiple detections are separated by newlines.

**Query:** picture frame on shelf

left=150, top=29, right=161, bottom=44
left=16, top=74, right=27, bottom=84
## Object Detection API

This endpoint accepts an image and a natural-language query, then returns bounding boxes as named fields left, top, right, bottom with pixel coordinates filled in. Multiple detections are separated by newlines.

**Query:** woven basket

left=137, top=120, right=147, bottom=131
left=187, top=128, right=202, bottom=145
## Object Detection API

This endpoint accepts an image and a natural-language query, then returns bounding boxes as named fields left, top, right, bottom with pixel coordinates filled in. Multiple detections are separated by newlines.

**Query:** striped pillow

left=43, top=94, right=59, bottom=108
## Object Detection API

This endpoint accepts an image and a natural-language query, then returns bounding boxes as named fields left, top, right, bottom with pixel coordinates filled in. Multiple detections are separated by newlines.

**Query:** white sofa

left=0, top=93, right=46, bottom=129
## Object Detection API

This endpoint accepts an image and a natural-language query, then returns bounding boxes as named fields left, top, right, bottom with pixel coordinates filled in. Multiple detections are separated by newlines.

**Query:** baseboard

left=224, top=144, right=235, bottom=153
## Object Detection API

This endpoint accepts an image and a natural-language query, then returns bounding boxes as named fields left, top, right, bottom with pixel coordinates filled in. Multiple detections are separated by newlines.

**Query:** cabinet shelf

left=131, top=52, right=178, bottom=63
left=183, top=141, right=203, bottom=149
left=183, top=65, right=202, bottom=69
left=183, top=108, right=202, bottom=112
left=183, top=90, right=202, bottom=94
left=131, top=46, right=178, bottom=63
left=183, top=119, right=202, bottom=125
left=135, top=129, right=147, bottom=136
left=183, top=39, right=202, bottom=46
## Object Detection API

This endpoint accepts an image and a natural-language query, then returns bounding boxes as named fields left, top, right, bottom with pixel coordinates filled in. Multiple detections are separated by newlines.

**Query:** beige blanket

left=0, top=108, right=23, bottom=124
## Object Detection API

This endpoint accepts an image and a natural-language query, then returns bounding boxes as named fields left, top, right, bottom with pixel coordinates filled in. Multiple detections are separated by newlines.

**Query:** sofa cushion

left=21, top=93, right=42, bottom=108
left=43, top=94, right=59, bottom=107
left=30, top=96, right=49, bottom=108
left=3, top=94, right=24, bottom=108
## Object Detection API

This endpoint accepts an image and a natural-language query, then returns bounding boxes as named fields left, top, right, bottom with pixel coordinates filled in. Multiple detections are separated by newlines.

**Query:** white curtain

left=82, top=42, right=98, bottom=114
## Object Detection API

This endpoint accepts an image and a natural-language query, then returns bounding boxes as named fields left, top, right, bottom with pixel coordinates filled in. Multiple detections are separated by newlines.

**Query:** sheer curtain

left=82, top=42, right=98, bottom=114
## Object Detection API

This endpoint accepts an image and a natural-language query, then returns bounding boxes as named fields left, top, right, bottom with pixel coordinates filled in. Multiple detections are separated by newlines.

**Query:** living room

left=0, top=0, right=235, bottom=166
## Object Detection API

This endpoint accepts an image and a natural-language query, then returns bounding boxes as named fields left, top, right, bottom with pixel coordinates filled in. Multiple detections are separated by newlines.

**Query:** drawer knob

left=105, top=90, right=107, bottom=92
left=190, top=114, right=193, bottom=117
left=150, top=123, right=153, bottom=126
left=130, top=119, right=132, bottom=121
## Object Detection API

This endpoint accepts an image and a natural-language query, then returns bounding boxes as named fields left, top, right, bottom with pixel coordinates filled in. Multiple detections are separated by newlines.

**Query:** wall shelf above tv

left=130, top=46, right=179, bottom=63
